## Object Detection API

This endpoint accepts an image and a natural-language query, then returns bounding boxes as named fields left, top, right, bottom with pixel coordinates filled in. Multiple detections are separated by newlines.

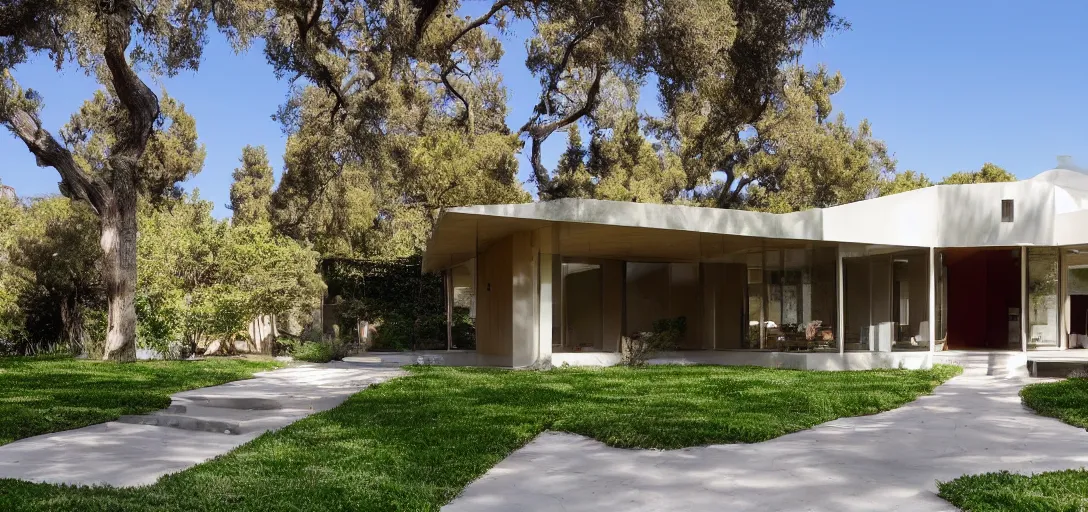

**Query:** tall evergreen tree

left=229, top=145, right=274, bottom=226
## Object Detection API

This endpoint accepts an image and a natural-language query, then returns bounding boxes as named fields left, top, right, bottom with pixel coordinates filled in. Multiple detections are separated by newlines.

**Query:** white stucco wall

left=821, top=187, right=939, bottom=246
left=936, top=180, right=1055, bottom=247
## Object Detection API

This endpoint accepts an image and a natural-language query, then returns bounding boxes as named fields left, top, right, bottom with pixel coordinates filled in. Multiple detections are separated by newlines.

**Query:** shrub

left=291, top=338, right=349, bottom=363
left=622, top=316, right=687, bottom=367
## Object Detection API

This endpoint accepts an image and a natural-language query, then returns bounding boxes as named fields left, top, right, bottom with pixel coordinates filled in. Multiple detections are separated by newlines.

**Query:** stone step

left=116, top=414, right=241, bottom=435
left=174, top=396, right=283, bottom=410
left=933, top=352, right=1028, bottom=377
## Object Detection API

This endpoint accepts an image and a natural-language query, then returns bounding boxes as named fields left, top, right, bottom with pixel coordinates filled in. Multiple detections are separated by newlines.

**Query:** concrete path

left=444, top=375, right=1088, bottom=512
left=0, top=361, right=405, bottom=487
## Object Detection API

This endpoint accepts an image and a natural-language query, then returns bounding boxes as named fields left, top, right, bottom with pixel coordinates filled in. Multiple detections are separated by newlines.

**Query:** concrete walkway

left=0, top=361, right=405, bottom=487
left=444, top=375, right=1088, bottom=512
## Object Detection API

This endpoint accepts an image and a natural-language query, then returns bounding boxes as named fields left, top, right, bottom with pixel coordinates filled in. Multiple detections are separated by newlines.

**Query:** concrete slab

left=0, top=361, right=405, bottom=487
left=444, top=375, right=1088, bottom=512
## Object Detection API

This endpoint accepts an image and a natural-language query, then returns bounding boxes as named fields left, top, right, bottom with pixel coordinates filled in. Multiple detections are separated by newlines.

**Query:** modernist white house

left=420, top=168, right=1088, bottom=371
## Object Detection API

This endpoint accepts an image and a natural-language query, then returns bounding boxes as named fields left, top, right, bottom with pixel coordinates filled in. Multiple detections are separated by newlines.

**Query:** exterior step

left=933, top=351, right=1028, bottom=377
left=116, top=414, right=241, bottom=435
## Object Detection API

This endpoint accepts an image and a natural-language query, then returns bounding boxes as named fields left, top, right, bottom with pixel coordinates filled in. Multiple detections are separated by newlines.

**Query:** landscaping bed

left=0, top=363, right=959, bottom=511
left=939, top=377, right=1088, bottom=511
left=0, top=357, right=282, bottom=446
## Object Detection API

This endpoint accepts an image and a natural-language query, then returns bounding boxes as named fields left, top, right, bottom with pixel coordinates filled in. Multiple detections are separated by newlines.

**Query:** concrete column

left=1059, top=248, right=1067, bottom=351
left=1021, top=246, right=1028, bottom=352
left=510, top=231, right=538, bottom=367
left=928, top=247, right=936, bottom=353
left=445, top=270, right=453, bottom=351
left=837, top=245, right=845, bottom=355
left=537, top=231, right=555, bottom=366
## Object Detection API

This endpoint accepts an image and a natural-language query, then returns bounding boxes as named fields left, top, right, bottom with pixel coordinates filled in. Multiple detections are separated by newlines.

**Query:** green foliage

left=0, top=364, right=959, bottom=511
left=622, top=316, right=687, bottom=366
left=62, top=90, right=207, bottom=202
left=288, top=338, right=349, bottom=363
left=940, top=162, right=1017, bottom=185
left=229, top=145, right=274, bottom=226
left=880, top=170, right=934, bottom=196
left=0, top=197, right=103, bottom=355
left=270, top=86, right=529, bottom=260
left=937, top=377, right=1088, bottom=510
left=138, top=195, right=326, bottom=355
left=324, top=256, right=470, bottom=351
left=1018, top=376, right=1088, bottom=429
left=0, top=357, right=281, bottom=447
left=939, top=470, right=1088, bottom=512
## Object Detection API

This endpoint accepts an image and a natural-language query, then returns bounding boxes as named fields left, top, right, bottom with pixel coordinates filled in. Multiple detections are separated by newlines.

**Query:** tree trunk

left=101, top=193, right=138, bottom=362
left=60, top=295, right=85, bottom=356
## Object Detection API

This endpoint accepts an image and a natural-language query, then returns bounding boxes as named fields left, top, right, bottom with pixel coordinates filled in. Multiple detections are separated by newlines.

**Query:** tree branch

left=3, top=108, right=109, bottom=213
left=523, top=64, right=604, bottom=197
left=100, top=0, right=159, bottom=164
left=440, top=0, right=511, bottom=51
left=440, top=63, right=474, bottom=133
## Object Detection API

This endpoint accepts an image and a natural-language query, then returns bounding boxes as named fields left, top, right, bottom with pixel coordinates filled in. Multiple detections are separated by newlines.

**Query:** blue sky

left=2, top=0, right=1086, bottom=218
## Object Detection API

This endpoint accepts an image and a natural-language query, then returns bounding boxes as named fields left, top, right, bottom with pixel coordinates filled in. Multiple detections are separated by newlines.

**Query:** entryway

left=941, top=248, right=1022, bottom=350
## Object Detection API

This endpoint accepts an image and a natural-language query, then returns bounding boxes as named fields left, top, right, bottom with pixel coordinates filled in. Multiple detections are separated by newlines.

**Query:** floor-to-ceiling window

left=843, top=247, right=930, bottom=352
left=723, top=245, right=837, bottom=351
left=625, top=262, right=703, bottom=349
left=746, top=252, right=764, bottom=348
left=1065, top=248, right=1088, bottom=349
left=560, top=259, right=603, bottom=352
left=1028, top=247, right=1060, bottom=349
left=891, top=249, right=931, bottom=351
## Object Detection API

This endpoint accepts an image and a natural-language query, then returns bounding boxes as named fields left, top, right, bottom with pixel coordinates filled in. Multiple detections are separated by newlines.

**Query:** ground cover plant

left=0, top=357, right=281, bottom=446
left=0, top=363, right=960, bottom=511
left=938, top=377, right=1088, bottom=511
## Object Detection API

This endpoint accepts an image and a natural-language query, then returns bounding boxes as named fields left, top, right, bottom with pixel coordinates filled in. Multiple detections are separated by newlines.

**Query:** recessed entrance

left=942, top=248, right=1021, bottom=350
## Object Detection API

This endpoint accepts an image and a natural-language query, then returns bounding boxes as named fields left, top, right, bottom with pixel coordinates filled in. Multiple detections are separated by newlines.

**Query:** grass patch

left=0, top=363, right=960, bottom=511
left=937, top=377, right=1088, bottom=511
left=0, top=357, right=282, bottom=446
left=1020, top=377, right=1088, bottom=429
left=939, top=470, right=1088, bottom=512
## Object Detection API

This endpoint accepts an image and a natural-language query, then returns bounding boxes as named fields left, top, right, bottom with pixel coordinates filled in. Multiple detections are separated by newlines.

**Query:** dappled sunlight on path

left=444, top=376, right=1088, bottom=512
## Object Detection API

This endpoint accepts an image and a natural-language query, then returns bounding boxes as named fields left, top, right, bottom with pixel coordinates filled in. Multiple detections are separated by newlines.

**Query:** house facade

left=420, top=168, right=1088, bottom=370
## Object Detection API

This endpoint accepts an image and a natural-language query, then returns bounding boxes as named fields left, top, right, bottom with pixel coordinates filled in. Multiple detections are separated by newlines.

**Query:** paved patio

left=444, top=374, right=1088, bottom=512
left=0, top=361, right=405, bottom=487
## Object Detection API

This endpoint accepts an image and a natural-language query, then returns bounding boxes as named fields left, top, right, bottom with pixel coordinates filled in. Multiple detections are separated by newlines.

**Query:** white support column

left=1021, top=246, right=1029, bottom=352
left=538, top=252, right=554, bottom=364
left=1059, top=248, right=1067, bottom=351
left=928, top=247, right=937, bottom=353
left=445, top=269, right=453, bottom=351
left=837, top=245, right=845, bottom=355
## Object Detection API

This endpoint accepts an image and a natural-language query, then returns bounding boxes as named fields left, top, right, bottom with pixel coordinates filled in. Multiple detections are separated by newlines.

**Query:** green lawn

left=939, top=378, right=1088, bottom=511
left=0, top=363, right=960, bottom=512
left=0, top=357, right=282, bottom=446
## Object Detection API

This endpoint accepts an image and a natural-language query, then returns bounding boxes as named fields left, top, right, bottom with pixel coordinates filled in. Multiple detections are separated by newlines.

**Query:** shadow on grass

left=0, top=358, right=281, bottom=446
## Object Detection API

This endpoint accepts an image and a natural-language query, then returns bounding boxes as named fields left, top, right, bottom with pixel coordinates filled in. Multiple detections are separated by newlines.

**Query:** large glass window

left=891, top=250, right=930, bottom=351
left=560, top=259, right=603, bottom=352
left=737, top=246, right=837, bottom=351
left=745, top=252, right=764, bottom=348
left=843, top=248, right=929, bottom=352
left=1028, top=247, right=1059, bottom=349
left=1066, top=248, right=1088, bottom=348
left=843, top=255, right=873, bottom=350
left=625, top=263, right=702, bottom=349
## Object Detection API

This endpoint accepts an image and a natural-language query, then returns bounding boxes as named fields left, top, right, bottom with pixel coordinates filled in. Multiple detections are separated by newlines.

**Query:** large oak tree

left=0, top=0, right=236, bottom=360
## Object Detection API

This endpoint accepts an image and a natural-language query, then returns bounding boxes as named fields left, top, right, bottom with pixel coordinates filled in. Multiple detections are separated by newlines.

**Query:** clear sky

left=2, top=0, right=1086, bottom=218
